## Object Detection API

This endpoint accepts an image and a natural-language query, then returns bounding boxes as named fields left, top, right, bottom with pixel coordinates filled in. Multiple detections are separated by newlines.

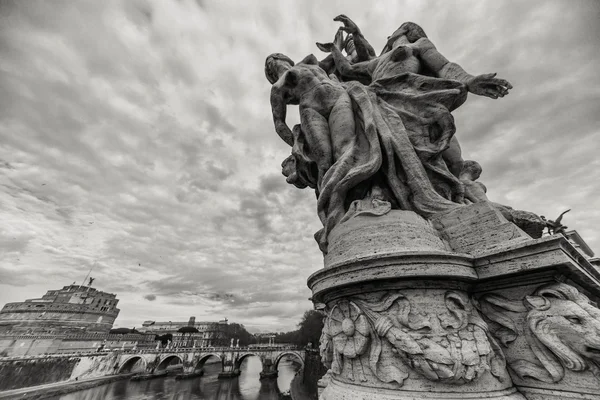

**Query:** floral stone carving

left=477, top=282, right=600, bottom=384
left=320, top=290, right=506, bottom=387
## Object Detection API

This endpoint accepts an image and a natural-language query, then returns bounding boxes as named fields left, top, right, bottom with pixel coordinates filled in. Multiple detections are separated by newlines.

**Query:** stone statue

left=267, top=15, right=596, bottom=399
left=459, top=160, right=488, bottom=204
left=266, top=18, right=526, bottom=252
left=541, top=209, right=571, bottom=236
left=318, top=20, right=511, bottom=179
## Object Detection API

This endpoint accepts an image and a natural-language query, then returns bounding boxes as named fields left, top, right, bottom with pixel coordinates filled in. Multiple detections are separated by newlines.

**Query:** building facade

left=0, top=284, right=120, bottom=335
left=138, top=316, right=229, bottom=347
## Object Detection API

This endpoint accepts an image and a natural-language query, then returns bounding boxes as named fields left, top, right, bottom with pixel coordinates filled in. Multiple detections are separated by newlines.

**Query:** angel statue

left=266, top=16, right=521, bottom=252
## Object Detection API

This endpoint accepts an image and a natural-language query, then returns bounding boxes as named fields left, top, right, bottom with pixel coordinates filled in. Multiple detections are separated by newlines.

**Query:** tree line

left=151, top=310, right=324, bottom=348
left=273, top=310, right=323, bottom=347
left=210, top=310, right=323, bottom=347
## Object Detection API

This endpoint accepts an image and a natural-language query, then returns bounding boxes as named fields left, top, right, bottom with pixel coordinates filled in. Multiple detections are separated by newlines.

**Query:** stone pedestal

left=260, top=358, right=278, bottom=379
left=309, top=203, right=600, bottom=399
left=218, top=356, right=239, bottom=379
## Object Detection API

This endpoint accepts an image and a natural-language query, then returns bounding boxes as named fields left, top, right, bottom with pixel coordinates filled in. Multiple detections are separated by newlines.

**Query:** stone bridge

left=116, top=346, right=305, bottom=379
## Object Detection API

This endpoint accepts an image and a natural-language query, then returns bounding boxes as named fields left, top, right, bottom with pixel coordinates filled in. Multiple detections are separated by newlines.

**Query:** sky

left=0, top=0, right=599, bottom=333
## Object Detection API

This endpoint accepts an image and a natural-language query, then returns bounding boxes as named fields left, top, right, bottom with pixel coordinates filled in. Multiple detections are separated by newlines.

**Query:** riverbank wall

left=0, top=374, right=132, bottom=400
left=0, top=352, right=118, bottom=391
left=0, top=333, right=154, bottom=357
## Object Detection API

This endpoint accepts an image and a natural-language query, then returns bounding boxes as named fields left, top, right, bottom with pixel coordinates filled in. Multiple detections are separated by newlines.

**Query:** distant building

left=0, top=283, right=120, bottom=335
left=566, top=230, right=595, bottom=257
left=254, top=333, right=278, bottom=347
left=564, top=230, right=599, bottom=269
left=138, top=316, right=229, bottom=347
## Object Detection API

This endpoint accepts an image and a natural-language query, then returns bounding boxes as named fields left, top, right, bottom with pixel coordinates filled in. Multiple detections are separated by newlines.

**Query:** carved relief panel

left=319, top=289, right=511, bottom=391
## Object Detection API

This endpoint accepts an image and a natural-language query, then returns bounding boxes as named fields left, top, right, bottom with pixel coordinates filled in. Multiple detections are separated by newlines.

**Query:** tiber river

left=45, top=357, right=300, bottom=400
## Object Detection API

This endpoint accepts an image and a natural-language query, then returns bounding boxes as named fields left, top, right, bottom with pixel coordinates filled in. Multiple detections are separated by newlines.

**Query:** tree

left=274, top=310, right=324, bottom=347
left=297, top=310, right=324, bottom=347
left=210, top=322, right=256, bottom=346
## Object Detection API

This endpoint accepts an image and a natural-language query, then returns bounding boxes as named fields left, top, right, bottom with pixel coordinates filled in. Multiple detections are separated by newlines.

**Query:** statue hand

left=333, top=28, right=345, bottom=50
left=333, top=14, right=359, bottom=35
left=467, top=73, right=513, bottom=99
left=316, top=42, right=335, bottom=53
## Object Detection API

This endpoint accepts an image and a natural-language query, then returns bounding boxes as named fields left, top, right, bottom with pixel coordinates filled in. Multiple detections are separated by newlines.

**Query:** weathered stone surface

left=431, top=201, right=531, bottom=254
left=325, top=209, right=450, bottom=268
left=476, top=283, right=600, bottom=399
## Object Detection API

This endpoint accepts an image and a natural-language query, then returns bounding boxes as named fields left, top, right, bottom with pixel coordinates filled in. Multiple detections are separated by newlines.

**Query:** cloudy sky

left=0, top=0, right=598, bottom=332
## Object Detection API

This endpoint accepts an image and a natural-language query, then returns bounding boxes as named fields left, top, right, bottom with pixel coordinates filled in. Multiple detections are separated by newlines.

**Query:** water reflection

left=46, top=356, right=299, bottom=400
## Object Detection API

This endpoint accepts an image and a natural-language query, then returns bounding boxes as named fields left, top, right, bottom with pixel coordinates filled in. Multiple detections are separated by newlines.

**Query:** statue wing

left=555, top=209, right=571, bottom=224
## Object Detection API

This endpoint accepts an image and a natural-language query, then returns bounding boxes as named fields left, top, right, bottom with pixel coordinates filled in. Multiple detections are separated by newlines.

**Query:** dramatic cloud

left=0, top=0, right=598, bottom=331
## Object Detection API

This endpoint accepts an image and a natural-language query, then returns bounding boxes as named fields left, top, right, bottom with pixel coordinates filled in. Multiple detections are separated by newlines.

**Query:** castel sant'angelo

left=0, top=280, right=120, bottom=335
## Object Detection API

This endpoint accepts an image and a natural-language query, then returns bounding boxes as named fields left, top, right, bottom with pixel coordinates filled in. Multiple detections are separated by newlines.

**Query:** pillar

left=260, top=357, right=278, bottom=379
left=218, top=350, right=239, bottom=379
left=312, top=206, right=527, bottom=399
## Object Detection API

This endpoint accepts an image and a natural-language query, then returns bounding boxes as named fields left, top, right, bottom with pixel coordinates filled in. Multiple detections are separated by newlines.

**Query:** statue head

left=525, top=283, right=600, bottom=376
left=381, top=22, right=427, bottom=54
left=478, top=283, right=600, bottom=383
left=459, top=160, right=482, bottom=181
left=265, top=53, right=295, bottom=84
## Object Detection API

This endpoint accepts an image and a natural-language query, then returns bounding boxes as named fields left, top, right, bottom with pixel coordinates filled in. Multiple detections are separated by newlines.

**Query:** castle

left=0, top=283, right=120, bottom=335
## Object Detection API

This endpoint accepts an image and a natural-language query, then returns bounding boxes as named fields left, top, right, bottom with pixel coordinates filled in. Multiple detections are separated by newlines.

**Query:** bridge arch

left=234, top=352, right=262, bottom=370
left=156, top=354, right=183, bottom=371
left=194, top=353, right=223, bottom=372
left=117, top=356, right=147, bottom=374
left=274, top=351, right=304, bottom=370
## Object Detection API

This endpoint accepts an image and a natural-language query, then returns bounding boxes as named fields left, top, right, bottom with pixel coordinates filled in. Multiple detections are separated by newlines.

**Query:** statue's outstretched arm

left=352, top=33, right=376, bottom=62
left=333, top=15, right=376, bottom=61
left=415, top=38, right=473, bottom=83
left=416, top=38, right=512, bottom=99
left=270, top=88, right=294, bottom=146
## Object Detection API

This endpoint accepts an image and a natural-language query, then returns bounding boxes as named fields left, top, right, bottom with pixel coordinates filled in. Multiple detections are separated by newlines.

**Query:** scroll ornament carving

left=477, top=283, right=600, bottom=383
left=319, top=292, right=506, bottom=386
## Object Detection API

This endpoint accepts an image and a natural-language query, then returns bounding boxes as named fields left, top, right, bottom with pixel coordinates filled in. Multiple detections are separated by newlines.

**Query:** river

left=45, top=357, right=300, bottom=400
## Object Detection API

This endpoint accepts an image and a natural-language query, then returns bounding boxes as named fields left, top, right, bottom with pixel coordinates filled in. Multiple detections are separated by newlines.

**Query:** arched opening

left=237, top=353, right=263, bottom=386
left=195, top=353, right=222, bottom=376
left=156, top=355, right=183, bottom=372
left=273, top=352, right=304, bottom=395
left=235, top=353, right=262, bottom=371
left=118, top=356, right=146, bottom=374
left=275, top=352, right=304, bottom=371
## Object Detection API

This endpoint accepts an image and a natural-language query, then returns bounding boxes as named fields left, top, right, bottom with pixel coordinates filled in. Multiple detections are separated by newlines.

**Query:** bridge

left=115, top=346, right=305, bottom=379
